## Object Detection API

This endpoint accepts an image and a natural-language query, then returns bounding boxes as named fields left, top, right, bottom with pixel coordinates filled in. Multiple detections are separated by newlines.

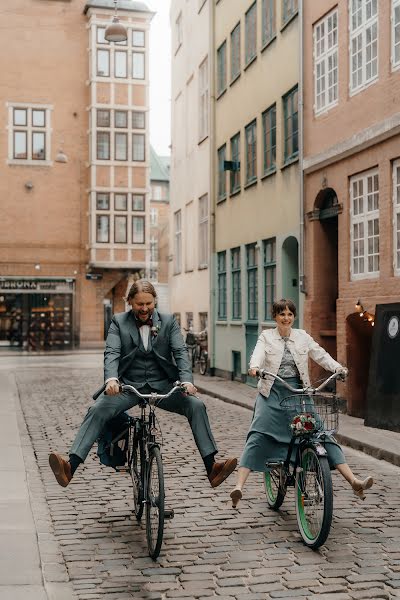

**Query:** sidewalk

left=194, top=373, right=400, bottom=468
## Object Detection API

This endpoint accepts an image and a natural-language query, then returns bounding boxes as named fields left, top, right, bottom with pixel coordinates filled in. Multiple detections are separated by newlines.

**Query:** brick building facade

left=0, top=0, right=153, bottom=350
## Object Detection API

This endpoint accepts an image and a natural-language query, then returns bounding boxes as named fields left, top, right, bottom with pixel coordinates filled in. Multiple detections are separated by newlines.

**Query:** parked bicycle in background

left=185, top=328, right=208, bottom=376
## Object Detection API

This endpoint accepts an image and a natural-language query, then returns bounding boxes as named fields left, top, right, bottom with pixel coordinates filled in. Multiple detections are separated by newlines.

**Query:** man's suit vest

left=121, top=337, right=170, bottom=392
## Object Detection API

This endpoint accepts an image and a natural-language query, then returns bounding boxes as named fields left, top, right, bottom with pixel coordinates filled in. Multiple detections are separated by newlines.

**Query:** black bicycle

left=186, top=330, right=208, bottom=375
left=112, top=382, right=186, bottom=559
left=258, top=369, right=344, bottom=549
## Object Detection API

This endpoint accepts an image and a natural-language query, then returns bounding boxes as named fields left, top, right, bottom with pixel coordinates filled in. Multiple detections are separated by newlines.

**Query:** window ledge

left=7, top=159, right=52, bottom=167
left=230, top=187, right=241, bottom=198
left=230, top=320, right=243, bottom=326
left=349, top=75, right=378, bottom=97
left=198, top=264, right=208, bottom=270
left=281, top=155, right=299, bottom=171
left=216, top=88, right=227, bottom=101
left=217, top=195, right=227, bottom=205
left=216, top=320, right=228, bottom=325
left=230, top=72, right=241, bottom=87
left=280, top=11, right=298, bottom=33
left=314, top=101, right=338, bottom=118
left=244, top=178, right=258, bottom=190
left=261, top=34, right=277, bottom=54
left=244, top=54, right=257, bottom=71
left=198, top=134, right=209, bottom=146
left=261, top=167, right=277, bottom=180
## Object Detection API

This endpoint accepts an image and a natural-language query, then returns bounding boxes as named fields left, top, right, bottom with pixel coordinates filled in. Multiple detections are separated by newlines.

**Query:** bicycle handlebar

left=120, top=381, right=187, bottom=405
left=253, top=369, right=345, bottom=394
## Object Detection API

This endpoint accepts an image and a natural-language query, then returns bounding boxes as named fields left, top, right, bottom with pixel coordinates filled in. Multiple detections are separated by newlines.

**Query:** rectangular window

left=96, top=215, right=109, bottom=243
left=217, top=251, right=227, bottom=320
left=185, top=201, right=195, bottom=272
left=115, top=51, right=127, bottom=78
left=115, top=110, right=128, bottom=128
left=218, top=144, right=227, bottom=201
left=132, top=30, right=145, bottom=47
left=314, top=9, right=338, bottom=114
left=230, top=132, right=241, bottom=194
left=245, top=2, right=257, bottom=65
left=132, top=52, right=145, bottom=79
left=231, top=22, right=241, bottom=81
left=114, top=215, right=127, bottom=243
left=262, top=104, right=276, bottom=173
left=150, top=236, right=158, bottom=262
left=263, top=238, right=276, bottom=320
left=115, top=132, right=127, bottom=161
left=150, top=207, right=158, bottom=226
left=231, top=247, right=241, bottom=320
left=350, top=169, right=379, bottom=279
left=174, top=210, right=182, bottom=274
left=199, top=312, right=208, bottom=331
left=97, top=27, right=107, bottom=44
left=350, top=0, right=378, bottom=92
left=114, top=193, right=127, bottom=211
left=392, top=0, right=400, bottom=68
left=97, top=49, right=110, bottom=77
left=393, top=160, right=400, bottom=273
left=97, top=132, right=110, bottom=160
left=247, top=243, right=258, bottom=320
left=217, top=41, right=227, bottom=96
left=199, top=194, right=209, bottom=268
left=282, top=0, right=298, bottom=26
left=132, top=216, right=145, bottom=244
left=283, top=86, right=298, bottom=162
left=245, top=119, right=257, bottom=184
left=132, top=194, right=145, bottom=211
left=175, top=12, right=183, bottom=52
left=96, top=192, right=110, bottom=210
left=97, top=109, right=111, bottom=127
left=199, top=56, right=209, bottom=140
left=132, top=111, right=145, bottom=129
left=262, top=0, right=275, bottom=46
left=10, top=105, right=50, bottom=162
left=132, top=134, right=145, bottom=161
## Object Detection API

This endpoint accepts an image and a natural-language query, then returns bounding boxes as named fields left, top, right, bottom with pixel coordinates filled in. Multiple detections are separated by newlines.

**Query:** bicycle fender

left=315, top=443, right=327, bottom=456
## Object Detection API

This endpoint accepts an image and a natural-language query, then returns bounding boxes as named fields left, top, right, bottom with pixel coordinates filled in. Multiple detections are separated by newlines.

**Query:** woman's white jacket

left=250, top=327, right=342, bottom=398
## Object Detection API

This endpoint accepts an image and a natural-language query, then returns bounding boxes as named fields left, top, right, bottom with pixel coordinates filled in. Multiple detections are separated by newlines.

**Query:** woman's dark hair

left=272, top=298, right=297, bottom=318
left=126, top=279, right=157, bottom=302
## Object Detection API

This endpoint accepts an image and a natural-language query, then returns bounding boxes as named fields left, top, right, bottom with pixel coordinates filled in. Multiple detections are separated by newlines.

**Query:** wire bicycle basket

left=280, top=393, right=339, bottom=436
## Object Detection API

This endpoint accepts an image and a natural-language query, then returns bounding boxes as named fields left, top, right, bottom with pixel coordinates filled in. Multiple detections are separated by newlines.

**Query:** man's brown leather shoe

left=49, top=452, right=72, bottom=487
left=208, top=457, right=237, bottom=488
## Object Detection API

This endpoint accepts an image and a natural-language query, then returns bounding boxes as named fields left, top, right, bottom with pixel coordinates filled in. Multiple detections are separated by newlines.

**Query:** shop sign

left=0, top=279, right=74, bottom=293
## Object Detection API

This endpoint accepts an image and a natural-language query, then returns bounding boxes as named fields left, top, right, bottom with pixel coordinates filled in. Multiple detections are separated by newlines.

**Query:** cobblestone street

left=16, top=365, right=400, bottom=600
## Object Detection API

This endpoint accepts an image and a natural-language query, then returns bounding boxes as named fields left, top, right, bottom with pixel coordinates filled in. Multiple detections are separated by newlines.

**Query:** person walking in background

left=230, top=298, right=373, bottom=508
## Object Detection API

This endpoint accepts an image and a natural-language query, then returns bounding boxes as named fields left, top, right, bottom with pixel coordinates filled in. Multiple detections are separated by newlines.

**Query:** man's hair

left=272, top=298, right=297, bottom=318
left=126, top=279, right=157, bottom=302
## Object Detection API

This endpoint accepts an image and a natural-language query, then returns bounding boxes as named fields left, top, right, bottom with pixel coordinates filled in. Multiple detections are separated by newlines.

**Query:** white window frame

left=392, top=0, right=400, bottom=70
left=313, top=8, right=338, bottom=115
left=150, top=235, right=158, bottom=263
left=349, top=0, right=378, bottom=95
left=7, top=103, right=52, bottom=165
left=198, top=194, right=209, bottom=269
left=199, top=56, right=209, bottom=141
left=350, top=169, right=380, bottom=280
left=393, top=159, right=400, bottom=275
left=174, top=210, right=182, bottom=274
left=150, top=207, right=158, bottom=226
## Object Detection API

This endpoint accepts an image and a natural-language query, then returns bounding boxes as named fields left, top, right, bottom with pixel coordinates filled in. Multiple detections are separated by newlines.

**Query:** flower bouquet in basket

left=290, top=413, right=317, bottom=436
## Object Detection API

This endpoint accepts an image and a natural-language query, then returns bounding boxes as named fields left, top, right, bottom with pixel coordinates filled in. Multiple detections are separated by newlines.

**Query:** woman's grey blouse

left=277, top=337, right=300, bottom=379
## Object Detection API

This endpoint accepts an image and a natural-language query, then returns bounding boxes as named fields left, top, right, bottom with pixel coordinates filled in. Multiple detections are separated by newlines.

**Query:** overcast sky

left=146, top=0, right=172, bottom=157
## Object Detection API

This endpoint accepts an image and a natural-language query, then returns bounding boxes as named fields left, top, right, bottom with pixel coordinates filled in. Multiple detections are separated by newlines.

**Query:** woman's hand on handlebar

left=105, top=380, right=121, bottom=396
left=335, top=366, right=349, bottom=380
left=248, top=368, right=259, bottom=378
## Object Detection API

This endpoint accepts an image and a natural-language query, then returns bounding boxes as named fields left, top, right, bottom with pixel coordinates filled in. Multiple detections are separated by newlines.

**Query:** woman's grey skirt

left=239, top=377, right=345, bottom=473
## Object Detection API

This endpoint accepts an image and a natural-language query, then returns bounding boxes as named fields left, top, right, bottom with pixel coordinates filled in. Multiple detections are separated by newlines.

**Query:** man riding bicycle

left=49, top=279, right=237, bottom=489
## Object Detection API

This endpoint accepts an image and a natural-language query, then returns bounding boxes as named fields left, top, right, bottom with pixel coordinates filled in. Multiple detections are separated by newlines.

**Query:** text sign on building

left=85, top=273, right=103, bottom=281
left=0, top=279, right=74, bottom=293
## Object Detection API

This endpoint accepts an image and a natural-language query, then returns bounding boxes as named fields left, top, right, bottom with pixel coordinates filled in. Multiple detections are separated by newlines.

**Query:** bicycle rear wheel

left=146, top=446, right=165, bottom=560
left=199, top=349, right=207, bottom=375
left=295, top=444, right=333, bottom=549
left=128, top=430, right=144, bottom=521
left=264, top=465, right=287, bottom=509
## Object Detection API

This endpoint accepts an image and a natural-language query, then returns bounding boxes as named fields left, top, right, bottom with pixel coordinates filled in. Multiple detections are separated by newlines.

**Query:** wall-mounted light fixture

left=55, top=149, right=68, bottom=163
left=105, top=0, right=128, bottom=42
left=25, top=181, right=34, bottom=190
left=355, top=299, right=375, bottom=326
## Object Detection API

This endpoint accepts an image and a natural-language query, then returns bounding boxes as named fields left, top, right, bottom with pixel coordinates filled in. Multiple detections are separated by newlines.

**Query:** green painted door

left=245, top=323, right=259, bottom=386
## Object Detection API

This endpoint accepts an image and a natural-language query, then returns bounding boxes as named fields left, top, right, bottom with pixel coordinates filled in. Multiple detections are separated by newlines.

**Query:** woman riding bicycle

left=230, top=298, right=373, bottom=508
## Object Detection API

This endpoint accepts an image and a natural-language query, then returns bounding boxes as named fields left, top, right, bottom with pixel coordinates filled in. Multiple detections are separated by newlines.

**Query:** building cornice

left=83, top=1, right=153, bottom=15
left=303, top=112, right=400, bottom=174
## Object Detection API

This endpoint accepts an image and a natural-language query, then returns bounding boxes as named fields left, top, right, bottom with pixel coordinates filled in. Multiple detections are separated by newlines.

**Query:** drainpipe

left=299, top=0, right=306, bottom=301
left=208, top=0, right=216, bottom=375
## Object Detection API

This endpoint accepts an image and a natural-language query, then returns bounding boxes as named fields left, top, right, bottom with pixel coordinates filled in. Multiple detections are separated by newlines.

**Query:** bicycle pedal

left=114, top=465, right=130, bottom=472
left=266, top=461, right=283, bottom=468
left=164, top=509, right=174, bottom=519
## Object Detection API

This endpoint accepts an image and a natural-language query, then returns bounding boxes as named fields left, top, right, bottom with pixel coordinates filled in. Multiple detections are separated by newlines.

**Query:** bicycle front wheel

left=146, top=446, right=165, bottom=560
left=128, top=430, right=144, bottom=521
left=295, top=444, right=333, bottom=549
left=264, top=466, right=287, bottom=510
left=199, top=350, right=207, bottom=375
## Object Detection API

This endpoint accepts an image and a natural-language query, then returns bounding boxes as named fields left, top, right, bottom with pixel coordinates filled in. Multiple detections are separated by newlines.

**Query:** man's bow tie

left=136, top=316, right=153, bottom=328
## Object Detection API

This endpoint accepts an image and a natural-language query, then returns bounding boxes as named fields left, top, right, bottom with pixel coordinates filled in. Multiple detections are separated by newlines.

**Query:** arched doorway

left=282, top=236, right=299, bottom=326
left=346, top=312, right=373, bottom=417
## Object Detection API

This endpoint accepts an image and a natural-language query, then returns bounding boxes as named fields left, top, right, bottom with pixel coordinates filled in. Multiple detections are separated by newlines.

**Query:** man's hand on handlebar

left=105, top=380, right=121, bottom=396
left=182, top=382, right=197, bottom=396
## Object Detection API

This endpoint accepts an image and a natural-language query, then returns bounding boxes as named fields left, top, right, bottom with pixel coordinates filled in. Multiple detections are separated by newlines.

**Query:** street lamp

left=105, top=0, right=128, bottom=43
